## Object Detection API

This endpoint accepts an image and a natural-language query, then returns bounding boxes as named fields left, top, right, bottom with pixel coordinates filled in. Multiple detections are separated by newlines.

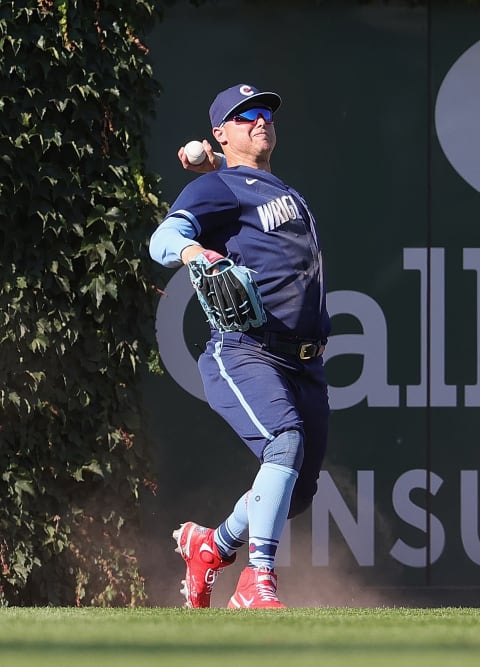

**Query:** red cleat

left=228, top=566, right=286, bottom=609
left=172, top=522, right=235, bottom=608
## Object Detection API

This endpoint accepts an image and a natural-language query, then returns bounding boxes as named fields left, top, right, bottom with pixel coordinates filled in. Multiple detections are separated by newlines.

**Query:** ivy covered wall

left=0, top=0, right=166, bottom=606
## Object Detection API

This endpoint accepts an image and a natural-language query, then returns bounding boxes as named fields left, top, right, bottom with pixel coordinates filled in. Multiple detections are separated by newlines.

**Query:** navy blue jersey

left=163, top=165, right=330, bottom=341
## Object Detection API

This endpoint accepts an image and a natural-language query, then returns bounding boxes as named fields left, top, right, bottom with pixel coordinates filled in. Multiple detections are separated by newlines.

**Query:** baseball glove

left=188, top=252, right=266, bottom=332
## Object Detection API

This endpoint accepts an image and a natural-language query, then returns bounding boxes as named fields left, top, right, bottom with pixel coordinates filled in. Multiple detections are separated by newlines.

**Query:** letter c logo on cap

left=239, top=85, right=254, bottom=97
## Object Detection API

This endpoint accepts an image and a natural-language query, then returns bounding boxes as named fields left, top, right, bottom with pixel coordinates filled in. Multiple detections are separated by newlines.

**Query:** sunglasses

left=224, top=107, right=274, bottom=125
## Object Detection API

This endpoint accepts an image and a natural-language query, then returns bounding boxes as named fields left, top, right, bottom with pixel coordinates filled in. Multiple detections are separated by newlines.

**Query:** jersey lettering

left=257, top=195, right=301, bottom=232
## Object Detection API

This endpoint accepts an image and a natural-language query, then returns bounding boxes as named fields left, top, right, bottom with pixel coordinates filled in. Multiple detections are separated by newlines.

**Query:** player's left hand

left=178, top=140, right=221, bottom=173
left=188, top=252, right=266, bottom=332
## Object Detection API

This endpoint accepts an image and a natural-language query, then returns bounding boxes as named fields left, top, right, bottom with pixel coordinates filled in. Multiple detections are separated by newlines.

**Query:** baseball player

left=149, top=83, right=330, bottom=608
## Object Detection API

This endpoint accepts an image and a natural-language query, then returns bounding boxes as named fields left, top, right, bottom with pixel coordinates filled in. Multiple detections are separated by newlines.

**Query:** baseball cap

left=209, top=83, right=282, bottom=128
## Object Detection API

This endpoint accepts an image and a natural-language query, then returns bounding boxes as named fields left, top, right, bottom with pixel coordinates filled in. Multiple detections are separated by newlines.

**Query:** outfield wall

left=141, top=0, right=480, bottom=606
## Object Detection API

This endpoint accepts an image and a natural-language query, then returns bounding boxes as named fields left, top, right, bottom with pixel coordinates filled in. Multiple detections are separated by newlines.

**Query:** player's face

left=213, top=107, right=276, bottom=168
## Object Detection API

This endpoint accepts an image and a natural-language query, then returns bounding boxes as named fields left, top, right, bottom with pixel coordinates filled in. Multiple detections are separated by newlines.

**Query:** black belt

left=247, top=332, right=327, bottom=360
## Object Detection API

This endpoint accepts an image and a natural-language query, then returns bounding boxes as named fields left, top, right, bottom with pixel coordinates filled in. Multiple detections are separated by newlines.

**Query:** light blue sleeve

left=149, top=215, right=201, bottom=268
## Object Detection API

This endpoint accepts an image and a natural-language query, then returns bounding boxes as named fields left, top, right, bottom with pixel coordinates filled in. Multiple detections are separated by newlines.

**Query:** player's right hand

left=178, top=140, right=222, bottom=173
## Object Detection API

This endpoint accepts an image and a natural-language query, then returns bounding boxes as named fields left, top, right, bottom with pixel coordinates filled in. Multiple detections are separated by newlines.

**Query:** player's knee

left=262, top=429, right=304, bottom=472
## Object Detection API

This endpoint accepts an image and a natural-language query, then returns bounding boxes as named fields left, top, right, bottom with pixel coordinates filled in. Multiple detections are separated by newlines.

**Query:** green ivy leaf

left=15, top=480, right=35, bottom=497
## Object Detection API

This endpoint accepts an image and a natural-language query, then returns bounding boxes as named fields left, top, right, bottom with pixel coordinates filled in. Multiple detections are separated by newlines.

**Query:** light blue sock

left=214, top=492, right=249, bottom=558
left=248, top=462, right=298, bottom=570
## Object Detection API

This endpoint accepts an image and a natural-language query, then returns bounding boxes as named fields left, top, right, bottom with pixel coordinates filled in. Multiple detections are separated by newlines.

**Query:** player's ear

left=212, top=126, right=227, bottom=145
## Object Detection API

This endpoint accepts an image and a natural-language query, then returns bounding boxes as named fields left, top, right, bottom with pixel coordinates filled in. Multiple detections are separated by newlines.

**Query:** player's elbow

left=149, top=228, right=182, bottom=269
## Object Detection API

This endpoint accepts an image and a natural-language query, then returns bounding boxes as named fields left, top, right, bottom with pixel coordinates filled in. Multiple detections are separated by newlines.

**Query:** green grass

left=0, top=607, right=479, bottom=667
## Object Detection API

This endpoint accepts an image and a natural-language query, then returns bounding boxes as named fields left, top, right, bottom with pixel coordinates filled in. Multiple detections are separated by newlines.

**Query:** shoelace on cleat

left=256, top=573, right=280, bottom=602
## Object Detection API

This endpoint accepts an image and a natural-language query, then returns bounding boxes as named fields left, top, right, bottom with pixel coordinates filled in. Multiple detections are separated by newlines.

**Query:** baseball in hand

left=184, top=140, right=206, bottom=165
